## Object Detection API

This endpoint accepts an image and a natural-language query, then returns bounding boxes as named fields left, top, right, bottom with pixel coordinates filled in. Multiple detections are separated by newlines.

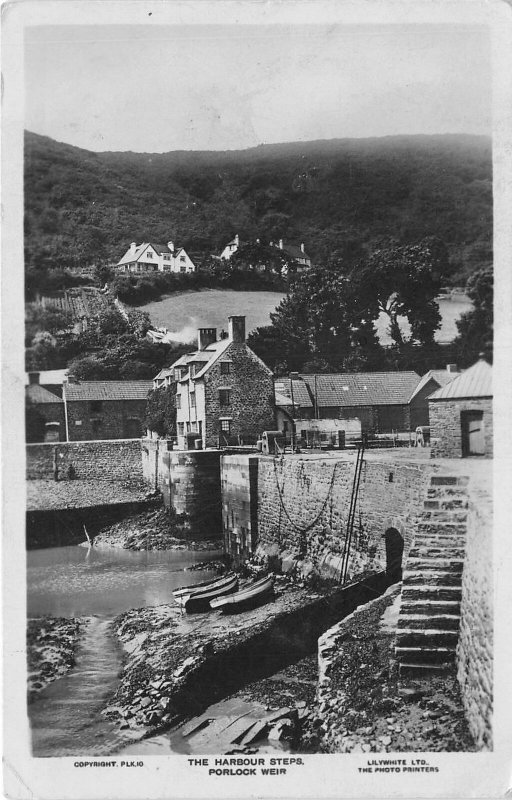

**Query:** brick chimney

left=446, top=364, right=459, bottom=373
left=167, top=241, right=175, bottom=253
left=228, top=316, right=246, bottom=343
left=130, top=242, right=137, bottom=254
left=28, top=372, right=40, bottom=385
left=197, top=327, right=217, bottom=350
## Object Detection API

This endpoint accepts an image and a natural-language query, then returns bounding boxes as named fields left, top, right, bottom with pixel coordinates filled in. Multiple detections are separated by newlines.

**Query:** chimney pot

left=235, top=234, right=240, bottom=246
left=28, top=372, right=40, bottom=385
left=228, top=315, right=246, bottom=343
left=130, top=242, right=137, bottom=253
left=197, top=327, right=217, bottom=350
left=300, top=242, right=305, bottom=253
left=446, top=363, right=459, bottom=373
left=167, top=240, right=175, bottom=253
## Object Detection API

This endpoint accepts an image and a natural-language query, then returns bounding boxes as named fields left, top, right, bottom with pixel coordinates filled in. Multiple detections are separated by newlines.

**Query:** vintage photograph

left=4, top=0, right=511, bottom=796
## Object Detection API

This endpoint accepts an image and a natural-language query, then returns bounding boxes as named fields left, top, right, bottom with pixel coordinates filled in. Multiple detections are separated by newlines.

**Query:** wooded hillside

left=24, top=131, right=492, bottom=282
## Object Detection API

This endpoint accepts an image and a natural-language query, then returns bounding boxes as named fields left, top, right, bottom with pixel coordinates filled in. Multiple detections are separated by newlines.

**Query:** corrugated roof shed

left=26, top=384, right=63, bottom=404
left=301, top=372, right=421, bottom=407
left=429, top=360, right=492, bottom=400
left=64, top=381, right=153, bottom=401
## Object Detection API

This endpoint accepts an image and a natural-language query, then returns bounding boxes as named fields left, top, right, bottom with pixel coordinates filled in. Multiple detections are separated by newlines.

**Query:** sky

left=25, top=23, right=491, bottom=153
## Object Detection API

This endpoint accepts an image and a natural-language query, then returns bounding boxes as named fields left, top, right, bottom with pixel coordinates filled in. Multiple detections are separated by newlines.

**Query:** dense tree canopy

left=453, top=265, right=493, bottom=365
left=248, top=238, right=450, bottom=374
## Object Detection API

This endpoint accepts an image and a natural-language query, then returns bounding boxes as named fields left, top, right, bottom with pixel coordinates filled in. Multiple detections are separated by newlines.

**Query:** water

left=27, top=545, right=221, bottom=756
left=27, top=545, right=222, bottom=618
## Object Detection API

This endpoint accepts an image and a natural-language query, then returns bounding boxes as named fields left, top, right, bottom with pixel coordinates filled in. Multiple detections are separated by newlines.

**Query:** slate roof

left=279, top=242, right=311, bottom=261
left=429, top=360, right=492, bottom=401
left=409, top=369, right=459, bottom=402
left=274, top=378, right=313, bottom=408
left=63, top=381, right=153, bottom=401
left=26, top=384, right=63, bottom=404
left=301, top=372, right=421, bottom=407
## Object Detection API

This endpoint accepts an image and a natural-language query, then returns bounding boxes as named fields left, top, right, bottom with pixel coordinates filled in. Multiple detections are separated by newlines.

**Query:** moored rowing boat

left=209, top=575, right=274, bottom=613
left=182, top=573, right=239, bottom=613
left=173, top=571, right=235, bottom=601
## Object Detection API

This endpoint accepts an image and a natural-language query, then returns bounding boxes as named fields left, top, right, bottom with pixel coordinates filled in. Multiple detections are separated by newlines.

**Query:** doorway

left=461, top=410, right=485, bottom=456
left=384, top=527, right=404, bottom=583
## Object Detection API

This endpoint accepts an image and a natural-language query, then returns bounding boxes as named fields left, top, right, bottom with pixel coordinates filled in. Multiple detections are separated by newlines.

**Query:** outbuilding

left=428, top=358, right=492, bottom=458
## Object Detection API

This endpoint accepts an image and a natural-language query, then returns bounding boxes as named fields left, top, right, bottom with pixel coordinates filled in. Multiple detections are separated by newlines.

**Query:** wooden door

left=461, top=411, right=485, bottom=456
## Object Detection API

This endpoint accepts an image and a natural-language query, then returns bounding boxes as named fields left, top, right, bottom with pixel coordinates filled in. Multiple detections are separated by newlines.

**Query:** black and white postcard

left=2, top=0, right=512, bottom=797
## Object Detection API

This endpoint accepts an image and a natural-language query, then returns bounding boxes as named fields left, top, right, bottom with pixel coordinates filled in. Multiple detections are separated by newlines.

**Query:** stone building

left=408, top=365, right=460, bottom=429
left=429, top=358, right=493, bottom=458
left=63, top=380, right=153, bottom=441
left=25, top=383, right=65, bottom=442
left=169, top=316, right=275, bottom=449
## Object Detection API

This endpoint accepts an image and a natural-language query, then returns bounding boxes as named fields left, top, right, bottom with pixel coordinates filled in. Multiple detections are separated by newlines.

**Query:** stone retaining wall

left=26, top=440, right=143, bottom=482
left=456, top=489, right=493, bottom=749
left=256, top=456, right=435, bottom=581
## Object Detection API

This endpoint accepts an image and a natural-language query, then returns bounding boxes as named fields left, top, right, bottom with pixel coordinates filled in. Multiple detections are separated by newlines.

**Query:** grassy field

left=135, top=289, right=471, bottom=345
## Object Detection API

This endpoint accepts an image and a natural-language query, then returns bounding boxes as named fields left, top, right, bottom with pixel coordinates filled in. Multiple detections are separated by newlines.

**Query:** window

left=219, top=389, right=231, bottom=407
left=174, top=369, right=181, bottom=381
left=177, top=422, right=184, bottom=436
left=180, top=266, right=186, bottom=273
left=176, top=394, right=181, bottom=409
left=190, top=392, right=196, bottom=408
left=180, top=255, right=186, bottom=262
left=147, top=252, right=153, bottom=258
left=90, top=400, right=103, bottom=413
left=220, top=361, right=231, bottom=375
left=220, top=419, right=232, bottom=434
left=164, top=254, right=170, bottom=260
left=75, top=420, right=82, bottom=426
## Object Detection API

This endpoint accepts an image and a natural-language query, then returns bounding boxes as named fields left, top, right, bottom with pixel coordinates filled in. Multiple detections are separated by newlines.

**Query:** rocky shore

left=27, top=616, right=87, bottom=701
left=90, top=507, right=223, bottom=552
left=316, top=585, right=476, bottom=753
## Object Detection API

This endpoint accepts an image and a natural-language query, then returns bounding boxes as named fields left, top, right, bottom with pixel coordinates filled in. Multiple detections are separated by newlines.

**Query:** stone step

left=420, top=511, right=468, bottom=523
left=401, top=585, right=462, bottom=601
left=431, top=476, right=470, bottom=487
left=395, top=646, right=456, bottom=665
left=427, top=487, right=468, bottom=499
left=397, top=614, right=460, bottom=631
left=417, top=522, right=466, bottom=535
left=398, top=661, right=453, bottom=677
left=406, top=557, right=464, bottom=571
left=403, top=571, right=462, bottom=586
left=408, top=547, right=465, bottom=559
left=400, top=599, right=461, bottom=614
left=396, top=629, right=459, bottom=647
left=423, top=498, right=468, bottom=510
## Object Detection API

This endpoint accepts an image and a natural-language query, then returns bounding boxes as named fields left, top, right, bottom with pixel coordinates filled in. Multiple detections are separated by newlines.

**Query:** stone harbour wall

left=141, top=438, right=173, bottom=491
left=26, top=440, right=144, bottom=482
left=220, top=454, right=259, bottom=564
left=256, top=455, right=435, bottom=581
left=456, top=487, right=493, bottom=749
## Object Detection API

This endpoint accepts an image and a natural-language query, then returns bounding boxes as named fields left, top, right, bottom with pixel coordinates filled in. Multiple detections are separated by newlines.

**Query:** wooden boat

left=209, top=575, right=274, bottom=613
left=173, top=571, right=235, bottom=600
left=182, top=574, right=239, bottom=613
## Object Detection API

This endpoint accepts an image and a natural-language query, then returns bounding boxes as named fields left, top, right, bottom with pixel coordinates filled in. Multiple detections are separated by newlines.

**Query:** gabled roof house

left=117, top=241, right=196, bottom=274
left=163, top=316, right=275, bottom=449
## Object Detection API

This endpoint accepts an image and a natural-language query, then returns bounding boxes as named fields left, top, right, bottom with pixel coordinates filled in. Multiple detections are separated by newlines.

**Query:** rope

left=272, top=458, right=340, bottom=536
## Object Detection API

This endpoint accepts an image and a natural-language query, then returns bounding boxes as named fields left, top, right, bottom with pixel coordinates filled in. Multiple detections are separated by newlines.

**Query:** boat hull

left=210, top=576, right=274, bottom=614
left=173, top=571, right=235, bottom=601
left=183, top=576, right=239, bottom=613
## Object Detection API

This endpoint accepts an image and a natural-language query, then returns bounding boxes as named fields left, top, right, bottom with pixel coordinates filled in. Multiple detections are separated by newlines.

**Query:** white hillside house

left=116, top=241, right=196, bottom=274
